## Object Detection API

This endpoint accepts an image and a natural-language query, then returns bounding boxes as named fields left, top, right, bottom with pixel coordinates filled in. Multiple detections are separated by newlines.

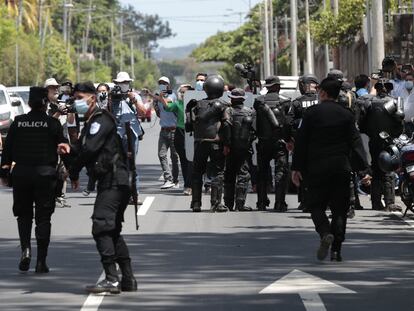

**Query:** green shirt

left=165, top=99, right=185, bottom=129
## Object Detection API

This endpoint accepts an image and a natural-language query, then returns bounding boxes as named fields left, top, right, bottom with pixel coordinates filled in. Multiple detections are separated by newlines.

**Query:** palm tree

left=4, top=0, right=38, bottom=31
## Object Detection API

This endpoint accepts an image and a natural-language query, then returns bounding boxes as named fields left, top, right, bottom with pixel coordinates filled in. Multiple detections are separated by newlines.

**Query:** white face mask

left=119, top=82, right=130, bottom=93
left=195, top=81, right=204, bottom=91
left=159, top=84, right=168, bottom=92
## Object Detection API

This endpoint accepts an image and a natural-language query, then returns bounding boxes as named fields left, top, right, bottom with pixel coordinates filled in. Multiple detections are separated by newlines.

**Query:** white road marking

left=80, top=272, right=105, bottom=311
left=392, top=211, right=414, bottom=228
left=260, top=269, right=355, bottom=311
left=138, top=196, right=155, bottom=216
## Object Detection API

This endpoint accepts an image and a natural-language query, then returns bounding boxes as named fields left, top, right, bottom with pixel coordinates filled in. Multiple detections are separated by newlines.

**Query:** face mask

left=159, top=84, right=168, bottom=92
left=405, top=80, right=414, bottom=90
left=74, top=97, right=90, bottom=114
left=119, top=83, right=130, bottom=93
left=195, top=81, right=204, bottom=91
left=99, top=92, right=107, bottom=101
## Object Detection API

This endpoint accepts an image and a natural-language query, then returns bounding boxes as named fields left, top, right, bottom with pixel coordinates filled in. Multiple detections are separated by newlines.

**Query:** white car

left=7, top=86, right=30, bottom=113
left=0, top=84, right=22, bottom=148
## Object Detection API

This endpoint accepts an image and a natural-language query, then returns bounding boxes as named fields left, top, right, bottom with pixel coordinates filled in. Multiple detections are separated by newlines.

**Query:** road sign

left=260, top=269, right=356, bottom=311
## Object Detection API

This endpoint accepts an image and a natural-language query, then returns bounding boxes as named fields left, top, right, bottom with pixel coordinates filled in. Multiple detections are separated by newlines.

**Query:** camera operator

left=109, top=72, right=146, bottom=204
left=44, top=78, right=71, bottom=209
left=59, top=80, right=79, bottom=145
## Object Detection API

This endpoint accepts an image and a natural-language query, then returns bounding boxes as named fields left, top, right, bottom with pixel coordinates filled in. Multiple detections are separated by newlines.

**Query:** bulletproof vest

left=192, top=98, right=227, bottom=141
left=255, top=93, right=287, bottom=140
left=82, top=110, right=129, bottom=188
left=10, top=111, right=61, bottom=167
left=292, top=93, right=318, bottom=117
left=361, top=95, right=403, bottom=141
left=230, top=104, right=253, bottom=148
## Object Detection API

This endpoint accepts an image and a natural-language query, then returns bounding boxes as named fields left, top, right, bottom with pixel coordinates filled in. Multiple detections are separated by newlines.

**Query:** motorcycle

left=379, top=131, right=414, bottom=216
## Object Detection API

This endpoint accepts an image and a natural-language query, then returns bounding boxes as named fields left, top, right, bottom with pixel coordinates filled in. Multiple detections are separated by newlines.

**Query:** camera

left=234, top=63, right=257, bottom=81
left=371, top=56, right=397, bottom=80
left=110, top=84, right=128, bottom=101
left=57, top=97, right=76, bottom=114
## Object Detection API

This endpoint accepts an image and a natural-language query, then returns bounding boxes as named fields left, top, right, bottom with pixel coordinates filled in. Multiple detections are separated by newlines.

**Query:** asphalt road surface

left=1, top=116, right=414, bottom=311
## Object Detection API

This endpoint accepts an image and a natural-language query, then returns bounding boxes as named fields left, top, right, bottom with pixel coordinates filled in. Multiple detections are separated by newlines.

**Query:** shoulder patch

left=89, top=122, right=101, bottom=135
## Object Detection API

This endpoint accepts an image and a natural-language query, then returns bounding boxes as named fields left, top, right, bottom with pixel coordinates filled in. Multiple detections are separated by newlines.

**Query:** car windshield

left=0, top=91, right=7, bottom=105
left=17, top=91, right=29, bottom=105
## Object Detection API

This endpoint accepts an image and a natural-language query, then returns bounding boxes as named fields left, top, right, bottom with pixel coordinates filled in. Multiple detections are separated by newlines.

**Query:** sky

left=120, top=0, right=262, bottom=49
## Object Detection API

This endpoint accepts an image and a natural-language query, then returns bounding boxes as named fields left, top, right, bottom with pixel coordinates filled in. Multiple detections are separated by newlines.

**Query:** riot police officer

left=0, top=87, right=70, bottom=273
left=186, top=75, right=232, bottom=212
left=357, top=79, right=404, bottom=211
left=254, top=76, right=292, bottom=212
left=224, top=88, right=254, bottom=212
left=289, top=74, right=319, bottom=211
left=69, top=82, right=137, bottom=294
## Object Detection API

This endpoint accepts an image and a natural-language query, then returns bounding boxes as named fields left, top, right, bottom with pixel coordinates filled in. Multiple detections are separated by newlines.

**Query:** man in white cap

left=111, top=72, right=146, bottom=203
left=148, top=76, right=179, bottom=189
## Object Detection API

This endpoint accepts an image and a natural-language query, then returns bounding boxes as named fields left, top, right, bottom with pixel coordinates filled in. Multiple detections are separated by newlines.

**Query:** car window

left=18, top=91, right=29, bottom=105
left=0, top=90, right=8, bottom=105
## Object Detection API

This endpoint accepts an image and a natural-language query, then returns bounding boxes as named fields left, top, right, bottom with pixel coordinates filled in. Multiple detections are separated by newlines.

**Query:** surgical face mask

left=159, top=84, right=168, bottom=92
left=119, top=83, right=130, bottom=93
left=74, top=97, right=91, bottom=114
left=405, top=80, right=414, bottom=91
left=195, top=81, right=204, bottom=91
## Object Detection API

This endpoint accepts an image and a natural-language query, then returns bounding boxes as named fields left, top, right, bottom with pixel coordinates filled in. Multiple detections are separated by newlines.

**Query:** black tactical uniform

left=357, top=85, right=404, bottom=211
left=224, top=89, right=254, bottom=211
left=292, top=80, right=368, bottom=261
left=289, top=74, right=319, bottom=211
left=186, top=75, right=231, bottom=212
left=69, top=82, right=136, bottom=294
left=0, top=87, right=67, bottom=273
left=254, top=76, right=292, bottom=211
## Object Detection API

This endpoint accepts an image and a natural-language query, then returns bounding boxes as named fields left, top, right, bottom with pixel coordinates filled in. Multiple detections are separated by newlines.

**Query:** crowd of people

left=0, top=58, right=410, bottom=292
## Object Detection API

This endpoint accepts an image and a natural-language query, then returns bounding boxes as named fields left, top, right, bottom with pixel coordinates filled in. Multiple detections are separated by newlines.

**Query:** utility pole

left=15, top=0, right=23, bottom=86
left=304, top=0, right=313, bottom=74
left=371, top=0, right=385, bottom=71
left=263, top=0, right=271, bottom=77
left=67, top=1, right=73, bottom=55
left=130, top=37, right=135, bottom=79
left=38, top=0, right=43, bottom=37
left=332, top=0, right=340, bottom=68
left=367, top=0, right=372, bottom=75
left=111, top=15, right=115, bottom=60
left=120, top=15, right=124, bottom=71
left=290, top=0, right=298, bottom=76
left=63, top=0, right=68, bottom=43
left=83, top=0, right=93, bottom=54
left=269, top=0, right=275, bottom=75
left=323, top=0, right=330, bottom=75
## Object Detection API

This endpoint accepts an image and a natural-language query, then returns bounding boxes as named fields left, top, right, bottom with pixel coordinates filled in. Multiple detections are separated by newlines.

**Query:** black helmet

left=204, top=75, right=224, bottom=99
left=298, top=74, right=319, bottom=94
left=378, top=145, right=401, bottom=173
left=327, top=69, right=344, bottom=81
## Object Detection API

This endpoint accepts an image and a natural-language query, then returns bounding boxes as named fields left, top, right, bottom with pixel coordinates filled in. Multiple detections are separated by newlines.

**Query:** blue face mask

left=74, top=98, right=90, bottom=114
left=195, top=81, right=204, bottom=91
left=405, top=80, right=414, bottom=91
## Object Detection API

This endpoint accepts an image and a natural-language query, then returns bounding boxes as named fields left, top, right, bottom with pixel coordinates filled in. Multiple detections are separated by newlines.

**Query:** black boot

left=317, top=233, right=334, bottom=261
left=274, top=201, right=288, bottom=212
left=119, top=261, right=137, bottom=292
left=191, top=183, right=202, bottom=212
left=19, top=248, right=31, bottom=272
left=330, top=250, right=343, bottom=262
left=210, top=186, right=228, bottom=213
left=35, top=260, right=49, bottom=273
left=224, top=182, right=235, bottom=211
left=235, top=202, right=253, bottom=211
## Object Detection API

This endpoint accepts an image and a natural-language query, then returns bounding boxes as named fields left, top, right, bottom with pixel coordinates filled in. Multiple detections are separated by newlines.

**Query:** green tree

left=43, top=35, right=75, bottom=82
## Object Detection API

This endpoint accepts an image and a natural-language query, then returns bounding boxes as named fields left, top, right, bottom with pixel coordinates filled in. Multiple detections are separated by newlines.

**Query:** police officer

left=254, top=76, right=292, bottom=212
left=289, top=74, right=319, bottom=211
left=224, top=88, right=254, bottom=212
left=357, top=79, right=404, bottom=211
left=69, top=82, right=137, bottom=294
left=291, top=77, right=369, bottom=262
left=186, top=75, right=232, bottom=212
left=328, top=69, right=356, bottom=110
left=0, top=87, right=70, bottom=273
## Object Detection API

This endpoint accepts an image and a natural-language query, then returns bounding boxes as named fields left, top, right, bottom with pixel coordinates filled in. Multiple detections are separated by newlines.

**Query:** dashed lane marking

left=80, top=272, right=105, bottom=311
left=138, top=196, right=155, bottom=216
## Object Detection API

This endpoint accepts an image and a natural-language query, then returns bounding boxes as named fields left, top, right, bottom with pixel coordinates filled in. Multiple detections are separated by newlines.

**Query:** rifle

left=125, top=121, right=139, bottom=230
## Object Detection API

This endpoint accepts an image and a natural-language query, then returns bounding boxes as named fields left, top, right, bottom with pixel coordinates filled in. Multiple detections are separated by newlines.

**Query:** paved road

left=1, top=117, right=414, bottom=311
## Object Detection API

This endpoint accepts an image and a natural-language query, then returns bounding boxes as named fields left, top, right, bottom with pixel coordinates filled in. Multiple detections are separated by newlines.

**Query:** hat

left=263, top=75, right=281, bottom=87
left=158, top=76, right=170, bottom=85
left=327, top=69, right=344, bottom=81
left=229, top=88, right=246, bottom=99
left=74, top=81, right=96, bottom=94
left=44, top=78, right=59, bottom=88
left=113, top=71, right=133, bottom=83
left=28, top=87, right=48, bottom=107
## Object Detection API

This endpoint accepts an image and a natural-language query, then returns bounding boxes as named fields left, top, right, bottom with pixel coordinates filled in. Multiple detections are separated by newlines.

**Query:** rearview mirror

left=11, top=100, right=21, bottom=107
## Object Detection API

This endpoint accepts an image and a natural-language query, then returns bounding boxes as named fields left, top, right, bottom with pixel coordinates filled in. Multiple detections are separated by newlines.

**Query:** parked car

left=8, top=92, right=26, bottom=116
left=0, top=84, right=22, bottom=150
left=7, top=86, right=30, bottom=113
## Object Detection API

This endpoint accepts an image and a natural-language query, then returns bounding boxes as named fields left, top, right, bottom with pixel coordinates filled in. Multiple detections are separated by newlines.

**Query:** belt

left=161, top=127, right=176, bottom=131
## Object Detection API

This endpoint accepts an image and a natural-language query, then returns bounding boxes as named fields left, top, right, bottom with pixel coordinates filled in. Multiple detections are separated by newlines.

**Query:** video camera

left=234, top=63, right=260, bottom=94
left=371, top=56, right=397, bottom=80
left=57, top=97, right=76, bottom=115
left=110, top=84, right=129, bottom=101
